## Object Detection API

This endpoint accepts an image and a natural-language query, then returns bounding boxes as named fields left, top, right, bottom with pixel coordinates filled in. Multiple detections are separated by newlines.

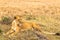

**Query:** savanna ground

left=0, top=2, right=60, bottom=40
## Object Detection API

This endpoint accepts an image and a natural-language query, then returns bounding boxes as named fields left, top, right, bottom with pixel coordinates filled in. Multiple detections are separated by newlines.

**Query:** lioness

left=5, top=15, right=42, bottom=37
left=4, top=15, right=60, bottom=37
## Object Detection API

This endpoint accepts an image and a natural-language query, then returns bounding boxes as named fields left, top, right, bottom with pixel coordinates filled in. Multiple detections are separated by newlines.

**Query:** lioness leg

left=5, top=29, right=15, bottom=36
left=9, top=27, right=20, bottom=37
left=9, top=31, right=18, bottom=37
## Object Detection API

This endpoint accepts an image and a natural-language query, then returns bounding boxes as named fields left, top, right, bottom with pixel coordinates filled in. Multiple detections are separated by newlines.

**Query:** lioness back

left=21, top=22, right=33, bottom=29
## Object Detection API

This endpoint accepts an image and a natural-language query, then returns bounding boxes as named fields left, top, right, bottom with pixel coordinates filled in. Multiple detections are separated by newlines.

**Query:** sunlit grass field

left=0, top=6, right=60, bottom=40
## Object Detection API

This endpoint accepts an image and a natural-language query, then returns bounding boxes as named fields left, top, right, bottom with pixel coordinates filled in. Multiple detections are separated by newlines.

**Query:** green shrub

left=0, top=29, right=2, bottom=33
left=1, top=16, right=12, bottom=24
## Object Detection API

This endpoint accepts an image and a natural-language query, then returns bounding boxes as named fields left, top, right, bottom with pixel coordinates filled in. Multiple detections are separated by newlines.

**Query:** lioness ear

left=14, top=16, right=17, bottom=19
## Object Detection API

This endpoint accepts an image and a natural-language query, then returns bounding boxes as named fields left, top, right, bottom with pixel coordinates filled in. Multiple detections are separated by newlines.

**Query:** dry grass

left=0, top=5, right=60, bottom=40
